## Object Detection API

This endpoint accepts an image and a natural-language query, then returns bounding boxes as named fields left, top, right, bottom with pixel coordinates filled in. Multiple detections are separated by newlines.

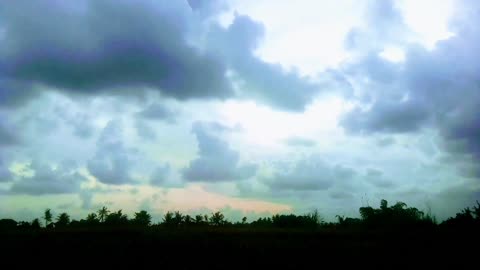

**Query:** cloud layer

left=0, top=0, right=479, bottom=221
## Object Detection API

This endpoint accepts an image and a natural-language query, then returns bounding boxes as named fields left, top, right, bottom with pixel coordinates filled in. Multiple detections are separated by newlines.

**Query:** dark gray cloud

left=284, top=137, right=316, bottom=147
left=0, top=0, right=232, bottom=105
left=265, top=156, right=355, bottom=191
left=0, top=156, right=12, bottom=182
left=10, top=160, right=86, bottom=195
left=138, top=103, right=177, bottom=123
left=0, top=0, right=327, bottom=112
left=338, top=0, right=480, bottom=173
left=87, top=120, right=137, bottom=185
left=207, top=14, right=321, bottom=111
left=341, top=99, right=430, bottom=134
left=0, top=79, right=38, bottom=108
left=0, top=116, right=19, bottom=146
left=182, top=122, right=256, bottom=182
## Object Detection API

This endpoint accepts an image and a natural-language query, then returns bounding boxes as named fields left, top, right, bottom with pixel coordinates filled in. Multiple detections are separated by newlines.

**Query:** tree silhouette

left=105, top=210, right=129, bottom=226
left=358, top=199, right=431, bottom=228
left=443, top=207, right=476, bottom=227
left=5, top=198, right=480, bottom=233
left=44, top=209, right=53, bottom=228
left=162, top=211, right=175, bottom=227
left=86, top=213, right=99, bottom=226
left=472, top=201, right=480, bottom=220
left=209, top=211, right=225, bottom=226
left=195, top=214, right=204, bottom=225
left=242, top=217, right=247, bottom=225
left=133, top=210, right=152, bottom=227
left=55, top=212, right=71, bottom=228
left=184, top=214, right=193, bottom=226
left=31, top=218, right=41, bottom=229
left=98, top=206, right=110, bottom=223
left=0, top=219, right=17, bottom=231
left=173, top=211, right=184, bottom=226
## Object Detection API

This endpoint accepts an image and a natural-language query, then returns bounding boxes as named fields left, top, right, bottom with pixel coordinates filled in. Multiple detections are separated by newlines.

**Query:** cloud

left=376, top=137, right=395, bottom=147
left=365, top=168, right=395, bottom=188
left=87, top=120, right=137, bottom=185
left=207, top=14, right=321, bottom=111
left=0, top=116, right=19, bottom=146
left=79, top=189, right=94, bottom=209
left=10, top=160, right=86, bottom=195
left=150, top=164, right=171, bottom=186
left=284, top=137, right=316, bottom=147
left=265, top=156, right=355, bottom=191
left=138, top=103, right=177, bottom=123
left=0, top=79, right=37, bottom=108
left=0, top=156, right=12, bottom=182
left=150, top=163, right=183, bottom=188
left=342, top=99, right=430, bottom=134
left=345, top=0, right=409, bottom=52
left=182, top=122, right=257, bottom=182
left=0, top=0, right=232, bottom=104
left=0, top=0, right=328, bottom=113
left=329, top=190, right=355, bottom=200
left=338, top=1, right=480, bottom=175
left=135, top=120, right=157, bottom=141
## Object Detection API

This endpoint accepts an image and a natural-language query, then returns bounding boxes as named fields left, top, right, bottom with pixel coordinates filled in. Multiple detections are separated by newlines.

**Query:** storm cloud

left=0, top=0, right=232, bottom=104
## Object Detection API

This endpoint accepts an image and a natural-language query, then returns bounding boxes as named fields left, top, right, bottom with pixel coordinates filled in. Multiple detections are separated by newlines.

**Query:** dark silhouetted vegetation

left=1, top=200, right=479, bottom=268
left=3, top=199, right=480, bottom=231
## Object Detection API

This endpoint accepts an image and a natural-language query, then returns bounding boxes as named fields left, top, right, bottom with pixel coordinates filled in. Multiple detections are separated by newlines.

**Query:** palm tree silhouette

left=98, top=206, right=110, bottom=223
left=133, top=210, right=152, bottom=226
left=56, top=213, right=71, bottom=228
left=44, top=209, right=53, bottom=228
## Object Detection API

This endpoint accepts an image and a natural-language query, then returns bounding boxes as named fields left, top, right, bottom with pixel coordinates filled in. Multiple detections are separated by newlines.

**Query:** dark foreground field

left=1, top=228, right=478, bottom=269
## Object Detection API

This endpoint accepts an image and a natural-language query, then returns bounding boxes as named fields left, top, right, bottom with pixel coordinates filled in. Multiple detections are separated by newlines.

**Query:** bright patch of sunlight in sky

left=226, top=0, right=454, bottom=74
left=219, top=97, right=351, bottom=147
left=400, top=0, right=455, bottom=49
left=379, top=47, right=406, bottom=63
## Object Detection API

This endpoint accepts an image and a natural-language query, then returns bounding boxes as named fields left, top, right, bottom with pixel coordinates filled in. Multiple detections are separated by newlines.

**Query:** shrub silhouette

left=0, top=219, right=17, bottom=231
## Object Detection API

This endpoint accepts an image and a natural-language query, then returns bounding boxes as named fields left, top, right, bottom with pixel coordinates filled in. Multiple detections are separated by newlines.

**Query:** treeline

left=1, top=199, right=480, bottom=231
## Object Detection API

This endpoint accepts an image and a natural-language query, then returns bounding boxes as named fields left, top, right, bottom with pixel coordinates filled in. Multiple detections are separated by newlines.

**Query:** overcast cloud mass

left=0, top=0, right=478, bottom=221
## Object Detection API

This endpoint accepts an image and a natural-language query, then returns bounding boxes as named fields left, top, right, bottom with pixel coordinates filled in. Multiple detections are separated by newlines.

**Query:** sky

left=0, top=0, right=479, bottom=222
